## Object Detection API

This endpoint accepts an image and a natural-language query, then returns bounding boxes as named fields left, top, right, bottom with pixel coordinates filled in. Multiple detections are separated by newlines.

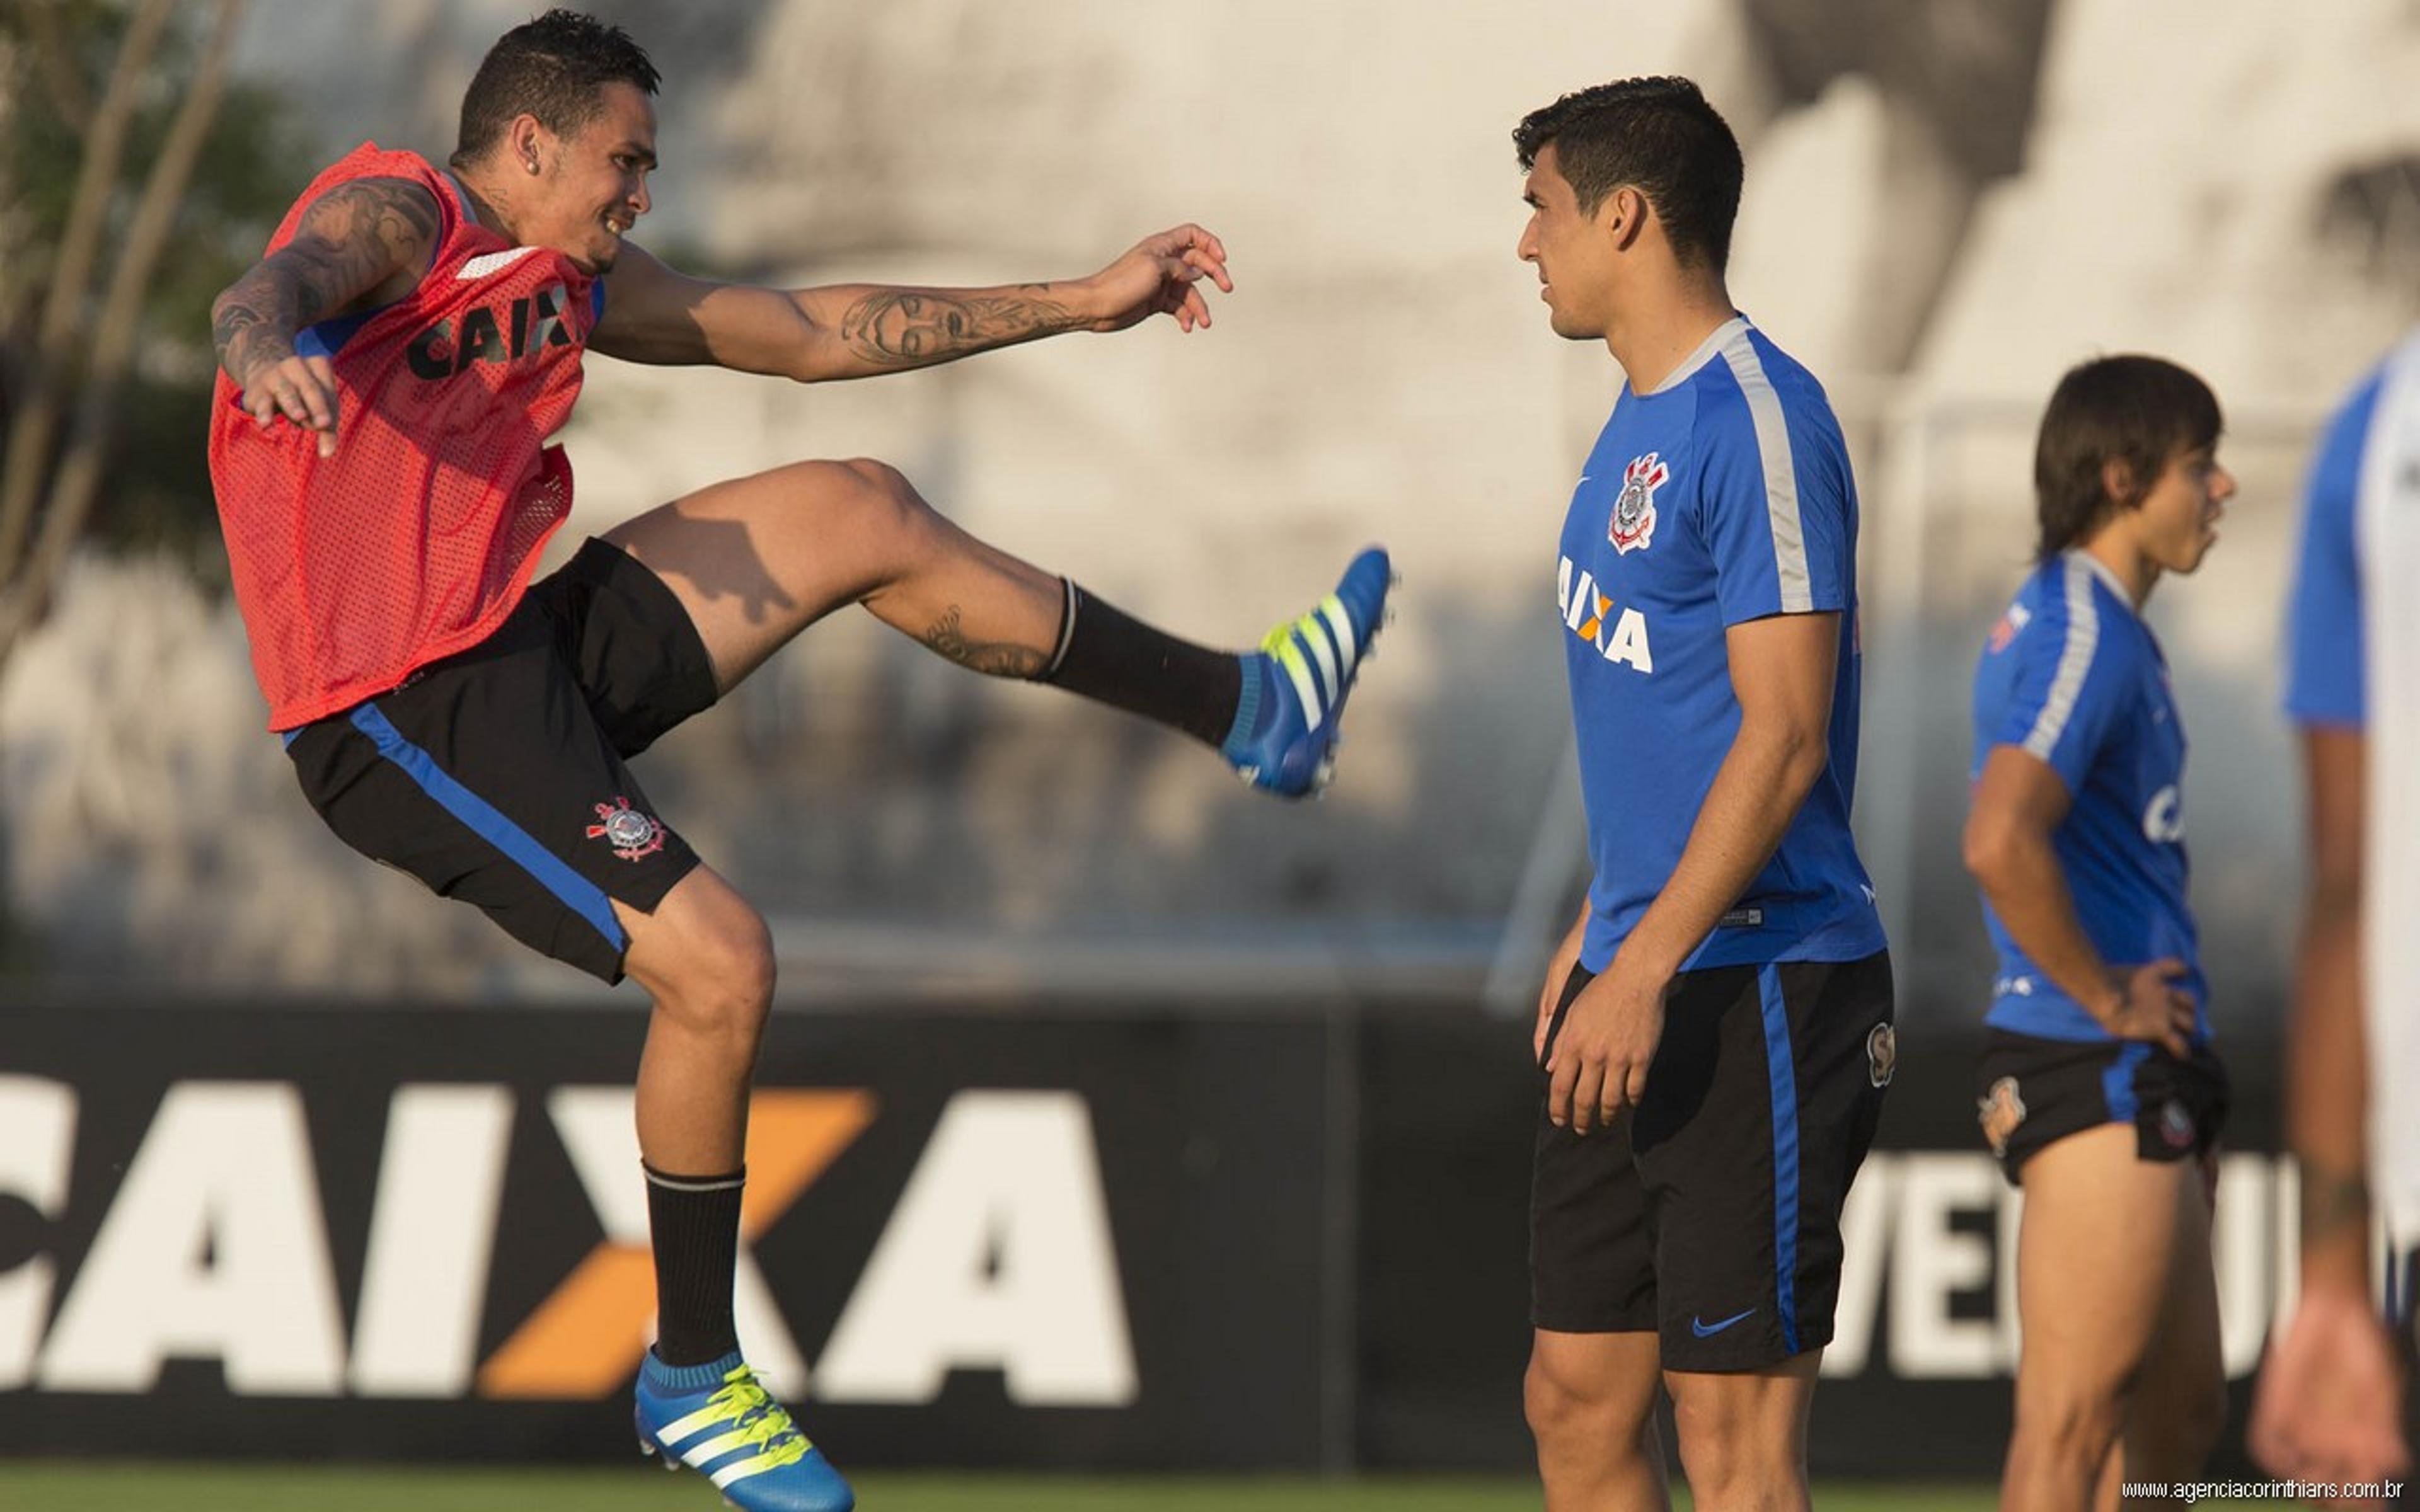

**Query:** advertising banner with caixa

left=0, top=1005, right=1333, bottom=1467
left=1, top=1004, right=2306, bottom=1475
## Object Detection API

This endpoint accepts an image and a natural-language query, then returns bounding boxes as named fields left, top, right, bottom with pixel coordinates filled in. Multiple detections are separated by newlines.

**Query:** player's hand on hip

left=2102, top=958, right=2196, bottom=1058
left=239, top=352, right=341, bottom=457
left=1545, top=960, right=1665, bottom=1136
left=1080, top=224, right=1232, bottom=335
left=2249, top=1285, right=2411, bottom=1495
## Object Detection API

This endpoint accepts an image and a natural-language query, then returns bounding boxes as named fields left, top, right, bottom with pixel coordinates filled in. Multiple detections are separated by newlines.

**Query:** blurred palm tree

left=0, top=0, right=305, bottom=672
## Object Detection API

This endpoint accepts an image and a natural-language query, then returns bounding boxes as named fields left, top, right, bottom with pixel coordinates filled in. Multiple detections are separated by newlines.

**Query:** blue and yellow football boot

left=635, top=1351, right=853, bottom=1512
left=1221, top=545, right=1395, bottom=798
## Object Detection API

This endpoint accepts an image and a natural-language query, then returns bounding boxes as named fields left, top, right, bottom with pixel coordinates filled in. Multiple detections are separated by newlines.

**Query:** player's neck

left=2079, top=532, right=2158, bottom=610
left=450, top=162, right=522, bottom=244
left=1605, top=278, right=1739, bottom=396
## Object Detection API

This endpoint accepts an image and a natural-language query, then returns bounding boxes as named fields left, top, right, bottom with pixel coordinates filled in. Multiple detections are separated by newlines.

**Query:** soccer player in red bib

left=207, top=14, right=1391, bottom=1509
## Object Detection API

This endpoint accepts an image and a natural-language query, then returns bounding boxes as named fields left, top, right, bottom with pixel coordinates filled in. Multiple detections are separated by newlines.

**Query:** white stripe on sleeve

left=2020, top=556, right=2100, bottom=762
left=1716, top=329, right=1814, bottom=614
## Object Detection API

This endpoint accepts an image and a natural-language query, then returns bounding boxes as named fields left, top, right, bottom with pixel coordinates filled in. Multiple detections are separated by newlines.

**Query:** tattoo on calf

left=838, top=289, right=1083, bottom=366
left=922, top=605, right=1047, bottom=677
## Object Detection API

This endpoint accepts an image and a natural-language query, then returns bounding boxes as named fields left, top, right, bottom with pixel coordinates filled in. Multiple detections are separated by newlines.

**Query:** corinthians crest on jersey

left=1609, top=452, right=1670, bottom=554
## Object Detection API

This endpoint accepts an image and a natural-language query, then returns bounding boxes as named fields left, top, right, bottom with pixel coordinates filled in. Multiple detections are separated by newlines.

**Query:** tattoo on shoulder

left=838, top=289, right=1082, bottom=367
left=921, top=605, right=1047, bottom=678
left=289, top=178, right=441, bottom=307
left=214, top=176, right=441, bottom=387
left=306, top=177, right=441, bottom=263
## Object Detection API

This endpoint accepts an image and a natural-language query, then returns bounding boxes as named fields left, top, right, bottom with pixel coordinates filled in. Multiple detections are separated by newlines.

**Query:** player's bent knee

left=629, top=886, right=777, bottom=1036
left=833, top=456, right=912, bottom=497
left=817, top=457, right=948, bottom=565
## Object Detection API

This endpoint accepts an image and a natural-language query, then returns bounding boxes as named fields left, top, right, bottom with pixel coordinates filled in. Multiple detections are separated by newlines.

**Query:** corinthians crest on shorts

left=587, top=795, right=666, bottom=862
left=1609, top=452, right=1669, bottom=554
left=1978, top=1075, right=2027, bottom=1159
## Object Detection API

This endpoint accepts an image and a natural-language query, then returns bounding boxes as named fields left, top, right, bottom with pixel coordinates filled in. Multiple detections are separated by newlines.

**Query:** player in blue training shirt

left=1964, top=356, right=2236, bottom=1508
left=2252, top=332, right=2419, bottom=1492
left=1514, top=77, right=1893, bottom=1511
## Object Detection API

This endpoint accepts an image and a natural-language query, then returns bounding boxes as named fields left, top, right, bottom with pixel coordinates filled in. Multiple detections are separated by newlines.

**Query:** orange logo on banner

left=474, top=1089, right=877, bottom=1399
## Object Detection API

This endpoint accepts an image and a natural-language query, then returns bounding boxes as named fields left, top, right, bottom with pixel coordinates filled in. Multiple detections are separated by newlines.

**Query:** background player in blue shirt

left=1963, top=356, right=2236, bottom=1508
left=1516, top=77, right=1893, bottom=1512
left=2252, top=332, right=2419, bottom=1494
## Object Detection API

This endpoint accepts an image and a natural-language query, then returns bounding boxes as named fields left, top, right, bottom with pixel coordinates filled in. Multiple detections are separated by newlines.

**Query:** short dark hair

left=2032, top=355, right=2223, bottom=560
left=1512, top=77, right=1744, bottom=272
left=451, top=9, right=660, bottom=169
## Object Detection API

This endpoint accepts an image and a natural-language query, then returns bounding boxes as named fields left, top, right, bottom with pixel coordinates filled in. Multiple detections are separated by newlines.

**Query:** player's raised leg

left=1526, top=1330, right=1669, bottom=1511
left=2000, top=1125, right=2198, bottom=1511
left=614, top=866, right=854, bottom=1512
left=601, top=456, right=1391, bottom=798
left=1663, top=1354, right=1821, bottom=1512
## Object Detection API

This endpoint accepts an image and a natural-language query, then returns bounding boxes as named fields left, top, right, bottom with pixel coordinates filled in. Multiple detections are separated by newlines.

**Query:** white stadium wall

left=3, top=0, right=2416, bottom=1012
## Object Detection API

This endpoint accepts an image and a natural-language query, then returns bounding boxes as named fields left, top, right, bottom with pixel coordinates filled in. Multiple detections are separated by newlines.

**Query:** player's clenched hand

left=1078, top=224, right=1233, bottom=335
left=238, top=352, right=340, bottom=457
left=2249, top=1286, right=2411, bottom=1498
left=1546, top=959, right=1666, bottom=1135
left=2100, top=958, right=2196, bottom=1058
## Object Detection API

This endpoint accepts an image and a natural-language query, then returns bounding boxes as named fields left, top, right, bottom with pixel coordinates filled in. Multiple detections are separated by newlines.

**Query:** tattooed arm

left=210, top=176, right=441, bottom=455
left=591, top=224, right=1233, bottom=381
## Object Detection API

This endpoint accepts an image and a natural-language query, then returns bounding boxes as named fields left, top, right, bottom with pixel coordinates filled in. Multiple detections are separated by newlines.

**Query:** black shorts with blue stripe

left=1530, top=949, right=1895, bottom=1372
left=284, top=538, right=715, bottom=983
left=1972, top=1028, right=2228, bottom=1185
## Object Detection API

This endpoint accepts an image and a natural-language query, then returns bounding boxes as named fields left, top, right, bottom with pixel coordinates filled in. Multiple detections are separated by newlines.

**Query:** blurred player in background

left=2252, top=329, right=2419, bottom=1501
left=1962, top=356, right=2236, bottom=1509
left=1514, top=77, right=1892, bottom=1511
left=205, top=11, right=1392, bottom=1510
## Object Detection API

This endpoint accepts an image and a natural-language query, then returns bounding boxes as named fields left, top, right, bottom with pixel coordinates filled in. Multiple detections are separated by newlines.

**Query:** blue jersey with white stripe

left=2283, top=365, right=2382, bottom=728
left=1556, top=316, right=1883, bottom=974
left=2281, top=335, right=2420, bottom=1244
left=1971, top=553, right=2206, bottom=1042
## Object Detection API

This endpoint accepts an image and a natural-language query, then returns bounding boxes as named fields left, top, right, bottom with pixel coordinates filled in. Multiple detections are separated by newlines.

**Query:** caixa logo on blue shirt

left=1556, top=554, right=1655, bottom=673
left=2141, top=783, right=2184, bottom=844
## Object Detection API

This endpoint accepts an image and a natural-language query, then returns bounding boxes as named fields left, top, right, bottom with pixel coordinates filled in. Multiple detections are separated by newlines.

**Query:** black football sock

left=1037, top=578, right=1245, bottom=748
left=644, top=1163, right=745, bottom=1367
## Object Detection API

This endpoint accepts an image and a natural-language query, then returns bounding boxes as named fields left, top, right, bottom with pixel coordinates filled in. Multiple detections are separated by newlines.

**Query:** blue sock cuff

left=643, top=1347, right=744, bottom=1393
left=1221, top=653, right=1265, bottom=755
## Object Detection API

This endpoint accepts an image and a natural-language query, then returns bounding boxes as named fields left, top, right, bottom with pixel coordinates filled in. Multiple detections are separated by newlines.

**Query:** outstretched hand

left=1080, top=224, right=1232, bottom=334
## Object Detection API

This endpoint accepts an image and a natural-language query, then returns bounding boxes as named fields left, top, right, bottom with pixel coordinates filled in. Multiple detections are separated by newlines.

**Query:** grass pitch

left=0, top=1463, right=2012, bottom=1511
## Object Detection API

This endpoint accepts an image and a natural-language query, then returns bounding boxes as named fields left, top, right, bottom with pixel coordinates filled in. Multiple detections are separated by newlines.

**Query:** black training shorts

left=284, top=538, right=717, bottom=983
left=1530, top=950, right=1894, bottom=1372
left=1973, top=1028, right=2228, bottom=1185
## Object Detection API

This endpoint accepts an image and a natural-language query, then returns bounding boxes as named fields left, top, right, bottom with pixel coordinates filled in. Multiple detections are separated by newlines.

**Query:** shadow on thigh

left=603, top=459, right=921, bottom=692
